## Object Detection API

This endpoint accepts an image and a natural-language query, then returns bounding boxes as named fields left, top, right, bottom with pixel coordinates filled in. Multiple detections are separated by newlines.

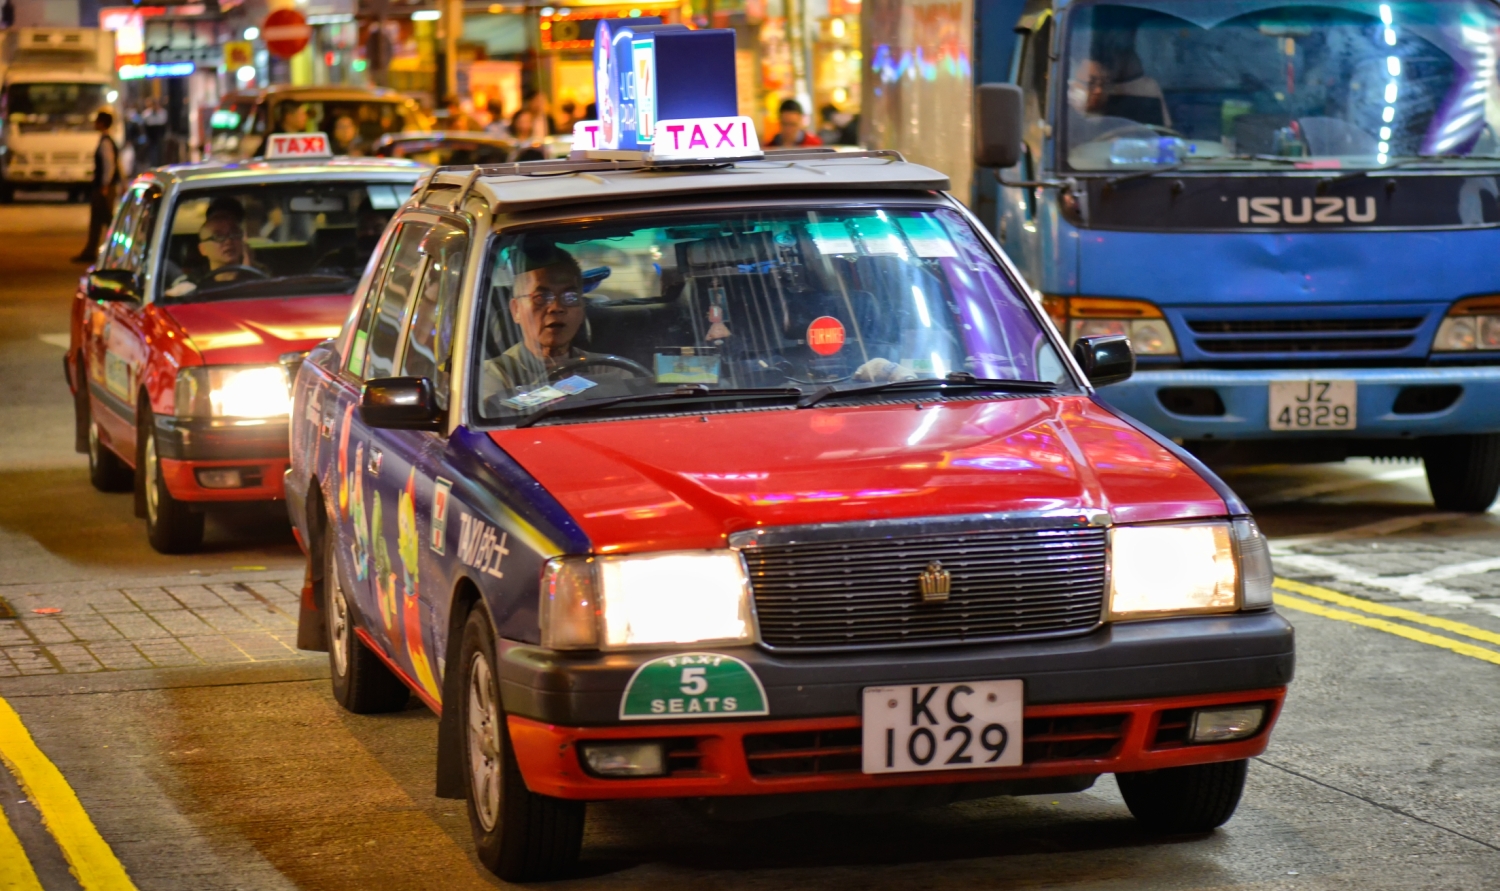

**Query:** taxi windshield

left=268, top=99, right=412, bottom=155
left=157, top=181, right=407, bottom=303
left=1063, top=0, right=1500, bottom=171
left=475, top=207, right=1071, bottom=423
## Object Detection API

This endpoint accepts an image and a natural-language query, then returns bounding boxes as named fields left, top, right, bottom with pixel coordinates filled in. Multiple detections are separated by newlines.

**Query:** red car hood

left=490, top=395, right=1227, bottom=553
left=166, top=295, right=350, bottom=365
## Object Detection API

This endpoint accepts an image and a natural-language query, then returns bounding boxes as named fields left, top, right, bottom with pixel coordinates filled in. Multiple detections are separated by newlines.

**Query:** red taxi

left=285, top=153, right=1293, bottom=880
left=67, top=135, right=423, bottom=551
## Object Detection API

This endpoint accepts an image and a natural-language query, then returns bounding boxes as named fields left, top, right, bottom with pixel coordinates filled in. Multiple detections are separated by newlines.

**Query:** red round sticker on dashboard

left=807, top=316, right=846, bottom=356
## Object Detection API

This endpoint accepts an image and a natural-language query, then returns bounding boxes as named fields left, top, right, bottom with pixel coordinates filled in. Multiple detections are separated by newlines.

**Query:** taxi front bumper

left=499, top=611, right=1293, bottom=800
left=153, top=415, right=290, bottom=502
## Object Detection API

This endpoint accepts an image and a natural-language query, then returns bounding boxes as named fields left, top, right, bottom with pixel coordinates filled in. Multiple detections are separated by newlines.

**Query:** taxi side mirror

left=360, top=377, right=445, bottom=431
left=1072, top=335, right=1135, bottom=387
left=974, top=84, right=1024, bottom=169
left=87, top=269, right=141, bottom=303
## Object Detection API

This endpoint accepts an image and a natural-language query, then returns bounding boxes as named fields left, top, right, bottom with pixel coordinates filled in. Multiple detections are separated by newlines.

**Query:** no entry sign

left=262, top=8, right=311, bottom=60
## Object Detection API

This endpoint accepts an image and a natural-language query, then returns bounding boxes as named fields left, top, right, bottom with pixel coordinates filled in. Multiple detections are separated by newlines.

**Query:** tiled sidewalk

left=0, top=571, right=311, bottom=677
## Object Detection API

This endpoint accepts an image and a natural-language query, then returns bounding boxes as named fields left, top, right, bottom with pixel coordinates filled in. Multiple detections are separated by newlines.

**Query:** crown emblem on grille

left=918, top=561, right=951, bottom=603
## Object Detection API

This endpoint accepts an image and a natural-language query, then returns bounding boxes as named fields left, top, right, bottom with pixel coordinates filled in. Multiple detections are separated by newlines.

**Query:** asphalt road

left=2, top=196, right=1498, bottom=890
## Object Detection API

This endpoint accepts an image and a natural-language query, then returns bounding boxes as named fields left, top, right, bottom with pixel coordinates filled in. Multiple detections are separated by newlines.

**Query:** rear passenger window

left=399, top=223, right=469, bottom=408
left=356, top=221, right=430, bottom=380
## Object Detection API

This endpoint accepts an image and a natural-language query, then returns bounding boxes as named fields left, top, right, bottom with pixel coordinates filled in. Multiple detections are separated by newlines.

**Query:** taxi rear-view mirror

left=974, top=84, right=1024, bottom=169
left=87, top=270, right=141, bottom=303
left=360, top=377, right=444, bottom=431
left=1072, top=335, right=1135, bottom=387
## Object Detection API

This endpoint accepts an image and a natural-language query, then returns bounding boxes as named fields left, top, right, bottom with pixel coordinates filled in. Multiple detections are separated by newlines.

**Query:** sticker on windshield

left=619, top=653, right=769, bottom=720
left=807, top=316, right=846, bottom=356
left=366, top=185, right=400, bottom=210
left=500, top=385, right=568, bottom=410
left=808, top=222, right=855, bottom=255
left=655, top=349, right=721, bottom=384
left=897, top=217, right=959, bottom=258
left=552, top=375, right=598, bottom=396
left=849, top=217, right=906, bottom=255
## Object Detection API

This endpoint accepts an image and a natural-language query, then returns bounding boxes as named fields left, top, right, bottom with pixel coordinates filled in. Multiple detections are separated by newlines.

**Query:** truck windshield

left=1063, top=0, right=1500, bottom=171
left=157, top=181, right=408, bottom=303
left=5, top=83, right=108, bottom=132
left=475, top=207, right=1071, bottom=423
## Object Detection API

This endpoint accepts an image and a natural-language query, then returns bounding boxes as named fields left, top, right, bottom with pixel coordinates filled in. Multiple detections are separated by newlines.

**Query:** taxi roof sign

left=266, top=132, right=333, bottom=159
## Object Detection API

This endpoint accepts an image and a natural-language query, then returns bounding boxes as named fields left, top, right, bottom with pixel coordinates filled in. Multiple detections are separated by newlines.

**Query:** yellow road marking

left=0, top=696, right=138, bottom=891
left=1274, top=593, right=1500, bottom=667
left=1275, top=577, right=1500, bottom=648
left=0, top=799, right=45, bottom=891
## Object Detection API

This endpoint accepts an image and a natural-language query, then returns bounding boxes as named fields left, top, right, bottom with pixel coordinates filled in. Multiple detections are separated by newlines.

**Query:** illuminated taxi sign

left=593, top=19, right=738, bottom=153
left=650, top=116, right=762, bottom=162
left=573, top=119, right=603, bottom=152
left=266, top=132, right=333, bottom=159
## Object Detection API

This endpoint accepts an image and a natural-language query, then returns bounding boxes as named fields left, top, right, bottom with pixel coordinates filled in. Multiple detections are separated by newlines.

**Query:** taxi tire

left=325, top=534, right=410, bottom=714
left=139, top=408, right=205, bottom=553
left=459, top=607, right=585, bottom=882
left=1116, top=758, right=1248, bottom=835
left=1420, top=434, right=1500, bottom=513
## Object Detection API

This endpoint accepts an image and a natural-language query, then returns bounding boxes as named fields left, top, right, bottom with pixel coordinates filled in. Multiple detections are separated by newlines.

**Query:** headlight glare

left=174, top=365, right=291, bottom=418
left=1109, top=523, right=1238, bottom=619
left=539, top=551, right=754, bottom=650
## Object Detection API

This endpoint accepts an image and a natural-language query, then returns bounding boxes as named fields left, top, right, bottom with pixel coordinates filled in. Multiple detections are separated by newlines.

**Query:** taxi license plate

left=861, top=680, right=1023, bottom=774
left=1269, top=380, right=1356, bottom=431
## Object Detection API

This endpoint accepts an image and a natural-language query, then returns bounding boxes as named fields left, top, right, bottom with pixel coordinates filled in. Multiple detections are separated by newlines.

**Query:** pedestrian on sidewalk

left=72, top=111, right=121, bottom=264
left=143, top=99, right=168, bottom=168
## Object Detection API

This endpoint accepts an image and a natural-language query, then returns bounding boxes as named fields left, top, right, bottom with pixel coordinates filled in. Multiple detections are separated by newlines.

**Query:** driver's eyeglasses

left=522, top=289, right=583, bottom=309
left=200, top=231, right=245, bottom=244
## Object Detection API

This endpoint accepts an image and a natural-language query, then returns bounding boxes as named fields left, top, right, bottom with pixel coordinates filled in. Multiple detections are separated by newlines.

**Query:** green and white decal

left=619, top=652, right=768, bottom=720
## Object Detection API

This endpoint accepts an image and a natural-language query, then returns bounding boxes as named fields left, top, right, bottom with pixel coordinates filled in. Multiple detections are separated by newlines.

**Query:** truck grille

left=743, top=526, right=1107, bottom=651
left=1185, top=316, right=1424, bottom=356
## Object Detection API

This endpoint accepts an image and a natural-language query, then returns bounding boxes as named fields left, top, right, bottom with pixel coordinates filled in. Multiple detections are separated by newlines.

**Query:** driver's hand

left=854, top=358, right=918, bottom=383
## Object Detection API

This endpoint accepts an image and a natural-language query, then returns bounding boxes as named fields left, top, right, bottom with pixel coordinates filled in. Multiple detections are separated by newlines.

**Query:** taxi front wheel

left=138, top=408, right=204, bottom=553
left=460, top=606, right=585, bottom=882
left=1116, top=758, right=1248, bottom=834
left=325, top=532, right=410, bottom=714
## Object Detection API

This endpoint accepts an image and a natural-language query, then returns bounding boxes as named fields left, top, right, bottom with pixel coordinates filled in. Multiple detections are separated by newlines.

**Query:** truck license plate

left=861, top=680, right=1023, bottom=774
left=1269, top=380, right=1356, bottom=430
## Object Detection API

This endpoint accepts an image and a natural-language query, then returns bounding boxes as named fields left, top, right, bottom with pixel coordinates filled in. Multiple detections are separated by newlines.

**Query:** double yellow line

left=0, top=696, right=138, bottom=890
left=1275, top=577, right=1500, bottom=667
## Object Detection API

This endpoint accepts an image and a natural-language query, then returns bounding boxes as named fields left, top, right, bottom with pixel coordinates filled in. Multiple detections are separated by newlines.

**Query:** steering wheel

left=547, top=355, right=653, bottom=381
left=202, top=264, right=270, bottom=283
left=1086, top=122, right=1184, bottom=144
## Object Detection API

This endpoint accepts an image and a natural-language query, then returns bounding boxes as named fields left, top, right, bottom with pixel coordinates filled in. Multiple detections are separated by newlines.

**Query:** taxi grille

left=743, top=526, right=1107, bottom=651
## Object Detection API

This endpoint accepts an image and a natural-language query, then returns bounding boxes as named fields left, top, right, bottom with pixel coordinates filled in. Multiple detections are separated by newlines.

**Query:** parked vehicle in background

left=66, top=142, right=423, bottom=552
left=0, top=27, right=122, bottom=202
left=371, top=131, right=517, bottom=166
left=207, top=85, right=431, bottom=160
left=867, top=0, right=1500, bottom=512
left=204, top=90, right=256, bottom=159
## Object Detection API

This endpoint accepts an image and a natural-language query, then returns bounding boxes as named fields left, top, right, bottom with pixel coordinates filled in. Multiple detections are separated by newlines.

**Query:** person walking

left=143, top=99, right=168, bottom=168
left=72, top=111, right=121, bottom=264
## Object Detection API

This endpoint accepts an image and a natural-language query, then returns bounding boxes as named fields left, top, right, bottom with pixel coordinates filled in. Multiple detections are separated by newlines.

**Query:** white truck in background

left=0, top=28, right=122, bottom=202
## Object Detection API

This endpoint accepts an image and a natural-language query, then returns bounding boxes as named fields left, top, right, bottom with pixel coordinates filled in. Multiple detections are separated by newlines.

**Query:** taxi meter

left=571, top=19, right=758, bottom=161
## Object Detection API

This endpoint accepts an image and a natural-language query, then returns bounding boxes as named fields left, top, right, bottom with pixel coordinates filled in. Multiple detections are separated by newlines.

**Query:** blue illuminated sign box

left=594, top=19, right=738, bottom=152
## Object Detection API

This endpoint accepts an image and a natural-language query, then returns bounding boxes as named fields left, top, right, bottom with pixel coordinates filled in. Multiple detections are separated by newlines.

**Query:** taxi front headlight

left=174, top=365, right=292, bottom=419
left=1108, top=522, right=1239, bottom=619
left=540, top=551, right=754, bottom=650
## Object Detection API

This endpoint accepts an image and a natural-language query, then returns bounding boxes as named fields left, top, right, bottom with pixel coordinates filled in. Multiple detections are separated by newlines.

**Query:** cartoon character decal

left=371, top=490, right=400, bottom=637
left=398, top=469, right=442, bottom=701
left=337, top=403, right=354, bottom=519
left=349, top=441, right=371, bottom=581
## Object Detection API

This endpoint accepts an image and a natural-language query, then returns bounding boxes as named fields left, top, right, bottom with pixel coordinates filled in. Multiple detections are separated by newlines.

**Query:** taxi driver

left=482, top=244, right=604, bottom=395
left=165, top=198, right=267, bottom=297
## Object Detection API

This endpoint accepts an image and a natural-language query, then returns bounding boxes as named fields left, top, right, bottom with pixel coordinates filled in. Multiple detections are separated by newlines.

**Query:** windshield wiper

left=796, top=372, right=1058, bottom=408
left=1104, top=153, right=1301, bottom=188
left=512, top=385, right=803, bottom=428
left=1323, top=154, right=1500, bottom=183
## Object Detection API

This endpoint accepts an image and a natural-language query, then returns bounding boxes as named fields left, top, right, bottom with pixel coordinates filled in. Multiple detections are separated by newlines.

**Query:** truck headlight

left=1433, top=296, right=1500, bottom=352
left=1043, top=296, right=1178, bottom=356
left=1109, top=522, right=1238, bottom=619
left=540, top=551, right=754, bottom=650
left=174, top=365, right=292, bottom=419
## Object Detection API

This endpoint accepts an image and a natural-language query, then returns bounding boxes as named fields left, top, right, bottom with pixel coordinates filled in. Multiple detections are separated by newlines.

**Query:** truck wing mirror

left=86, top=270, right=141, bottom=303
left=974, top=84, right=1025, bottom=169
left=360, top=377, right=445, bottom=431
left=1072, top=335, right=1135, bottom=387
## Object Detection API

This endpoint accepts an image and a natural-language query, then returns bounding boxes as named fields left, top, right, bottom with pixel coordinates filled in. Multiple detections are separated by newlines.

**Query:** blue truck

left=863, top=0, right=1500, bottom=510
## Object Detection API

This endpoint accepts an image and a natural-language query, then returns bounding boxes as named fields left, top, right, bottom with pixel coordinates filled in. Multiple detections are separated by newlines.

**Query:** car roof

left=373, top=130, right=515, bottom=148
left=259, top=85, right=416, bottom=102
left=420, top=150, right=952, bottom=214
left=138, top=156, right=426, bottom=190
